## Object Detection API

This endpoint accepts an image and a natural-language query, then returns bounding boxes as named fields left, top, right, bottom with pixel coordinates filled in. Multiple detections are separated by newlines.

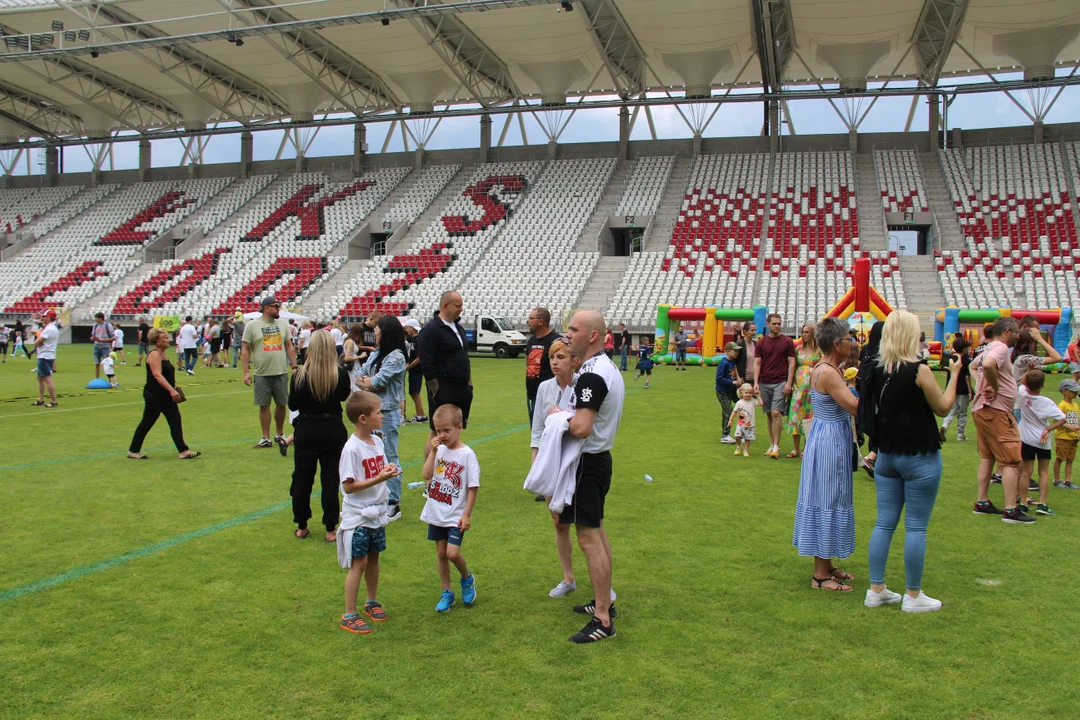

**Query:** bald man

left=562, top=310, right=625, bottom=644
left=418, top=290, right=473, bottom=462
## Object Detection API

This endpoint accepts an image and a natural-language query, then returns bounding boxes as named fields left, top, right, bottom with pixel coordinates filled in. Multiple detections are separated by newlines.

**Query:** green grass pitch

left=1, top=352, right=1078, bottom=718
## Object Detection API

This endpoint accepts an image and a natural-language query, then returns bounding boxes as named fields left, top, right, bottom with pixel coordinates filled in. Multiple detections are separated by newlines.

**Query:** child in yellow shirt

left=1053, top=379, right=1080, bottom=490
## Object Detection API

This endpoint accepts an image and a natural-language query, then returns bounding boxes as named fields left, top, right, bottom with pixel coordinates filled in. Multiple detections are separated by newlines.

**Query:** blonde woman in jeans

left=864, top=311, right=960, bottom=613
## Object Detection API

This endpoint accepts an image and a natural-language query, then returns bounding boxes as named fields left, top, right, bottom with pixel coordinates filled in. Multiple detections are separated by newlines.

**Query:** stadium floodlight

left=51, top=20, right=63, bottom=32
left=64, top=31, right=76, bottom=42
left=78, top=29, right=90, bottom=41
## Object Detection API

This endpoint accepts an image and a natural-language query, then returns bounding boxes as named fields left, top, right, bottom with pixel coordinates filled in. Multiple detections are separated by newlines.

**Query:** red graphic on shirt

left=526, top=347, right=544, bottom=380
left=361, top=455, right=385, bottom=479
left=427, top=458, right=465, bottom=505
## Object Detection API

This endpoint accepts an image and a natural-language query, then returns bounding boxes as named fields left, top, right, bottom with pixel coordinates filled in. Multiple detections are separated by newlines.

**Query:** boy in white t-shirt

left=101, top=352, right=119, bottom=388
left=1017, top=370, right=1067, bottom=516
left=337, top=391, right=400, bottom=635
left=112, top=324, right=126, bottom=364
left=421, top=403, right=480, bottom=613
left=728, top=383, right=757, bottom=458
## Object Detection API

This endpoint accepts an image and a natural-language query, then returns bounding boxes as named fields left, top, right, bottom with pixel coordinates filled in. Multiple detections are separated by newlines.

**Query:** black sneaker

left=1028, top=480, right=1040, bottom=492
left=1016, top=502, right=1029, bottom=514
left=534, top=495, right=546, bottom=502
left=569, top=616, right=616, bottom=644
left=990, top=473, right=1003, bottom=484
left=1002, top=508, right=1036, bottom=524
left=386, top=503, right=402, bottom=523
left=939, top=426, right=947, bottom=443
left=973, top=501, right=1003, bottom=515
left=275, top=435, right=288, bottom=457
left=573, top=600, right=618, bottom=619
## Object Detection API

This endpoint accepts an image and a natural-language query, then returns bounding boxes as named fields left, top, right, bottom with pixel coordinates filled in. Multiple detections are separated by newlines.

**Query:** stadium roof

left=0, top=0, right=1078, bottom=144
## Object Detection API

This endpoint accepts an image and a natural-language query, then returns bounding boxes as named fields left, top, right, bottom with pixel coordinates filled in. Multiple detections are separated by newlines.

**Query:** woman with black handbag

left=127, top=328, right=199, bottom=460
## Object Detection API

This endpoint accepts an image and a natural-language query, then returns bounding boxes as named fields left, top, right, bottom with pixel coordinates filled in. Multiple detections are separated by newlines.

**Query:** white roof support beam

left=216, top=0, right=401, bottom=115
left=57, top=0, right=289, bottom=125
left=0, top=80, right=81, bottom=138
left=578, top=0, right=646, bottom=99
left=912, top=0, right=970, bottom=87
left=391, top=0, right=521, bottom=107
left=13, top=56, right=181, bottom=133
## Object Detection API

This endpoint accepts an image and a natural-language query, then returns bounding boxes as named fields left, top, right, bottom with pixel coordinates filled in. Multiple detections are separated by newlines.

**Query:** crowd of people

left=9, top=292, right=1079, bottom=633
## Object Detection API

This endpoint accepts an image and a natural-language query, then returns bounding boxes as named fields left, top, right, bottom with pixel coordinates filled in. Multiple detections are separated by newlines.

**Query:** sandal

left=364, top=601, right=388, bottom=623
left=786, top=451, right=799, bottom=459
left=340, top=614, right=372, bottom=634
left=44, top=402, right=57, bottom=408
left=828, top=567, right=855, bottom=582
left=127, top=453, right=150, bottom=460
left=811, top=575, right=853, bottom=592
left=30, top=400, right=45, bottom=406
left=179, top=451, right=201, bottom=460
left=295, top=528, right=310, bottom=539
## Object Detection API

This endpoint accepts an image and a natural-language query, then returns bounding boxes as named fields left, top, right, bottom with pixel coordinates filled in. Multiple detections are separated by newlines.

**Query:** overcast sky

left=6, top=78, right=1079, bottom=176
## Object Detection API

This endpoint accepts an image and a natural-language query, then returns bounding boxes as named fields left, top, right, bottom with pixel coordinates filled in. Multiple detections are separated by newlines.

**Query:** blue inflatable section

left=86, top=378, right=113, bottom=390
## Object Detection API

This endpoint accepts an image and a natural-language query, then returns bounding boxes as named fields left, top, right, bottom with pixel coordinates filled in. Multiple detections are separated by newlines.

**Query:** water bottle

left=644, top=474, right=653, bottom=483
left=407, top=481, right=425, bottom=490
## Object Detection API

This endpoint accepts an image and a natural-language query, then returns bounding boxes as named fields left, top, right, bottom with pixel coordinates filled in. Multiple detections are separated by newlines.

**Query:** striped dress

left=792, top=387, right=855, bottom=559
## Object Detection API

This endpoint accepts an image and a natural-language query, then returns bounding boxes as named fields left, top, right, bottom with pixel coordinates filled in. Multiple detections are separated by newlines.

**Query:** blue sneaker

left=460, top=573, right=476, bottom=605
left=435, top=590, right=455, bottom=612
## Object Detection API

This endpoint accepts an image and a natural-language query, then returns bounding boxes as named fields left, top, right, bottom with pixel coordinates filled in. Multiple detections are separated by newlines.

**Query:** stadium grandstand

left=1, top=0, right=1079, bottom=336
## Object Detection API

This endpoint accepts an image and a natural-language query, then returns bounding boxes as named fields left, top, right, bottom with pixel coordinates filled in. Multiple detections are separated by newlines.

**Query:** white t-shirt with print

left=113, top=328, right=124, bottom=347
left=331, top=328, right=344, bottom=346
left=1017, top=385, right=1065, bottom=449
left=37, top=323, right=59, bottom=360
left=734, top=398, right=756, bottom=430
left=101, top=356, right=115, bottom=375
left=338, top=434, right=389, bottom=529
left=420, top=444, right=480, bottom=528
left=300, top=328, right=312, bottom=348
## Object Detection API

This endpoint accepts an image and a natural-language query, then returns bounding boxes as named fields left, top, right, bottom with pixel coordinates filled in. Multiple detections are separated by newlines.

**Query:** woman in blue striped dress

left=792, top=317, right=860, bottom=591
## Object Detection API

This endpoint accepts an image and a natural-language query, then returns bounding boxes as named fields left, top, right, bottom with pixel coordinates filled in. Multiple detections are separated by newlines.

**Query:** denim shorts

left=36, top=358, right=54, bottom=377
left=427, top=524, right=465, bottom=546
left=351, top=526, right=387, bottom=558
left=93, top=344, right=111, bottom=363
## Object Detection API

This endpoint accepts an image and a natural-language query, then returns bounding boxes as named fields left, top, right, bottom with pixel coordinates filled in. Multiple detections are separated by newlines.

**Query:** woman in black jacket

left=288, top=329, right=352, bottom=541
left=855, top=320, right=886, bottom=478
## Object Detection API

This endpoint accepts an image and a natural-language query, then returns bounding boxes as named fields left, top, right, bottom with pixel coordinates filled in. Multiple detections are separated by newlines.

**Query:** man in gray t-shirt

left=231, top=314, right=245, bottom=368
left=673, top=330, right=688, bottom=370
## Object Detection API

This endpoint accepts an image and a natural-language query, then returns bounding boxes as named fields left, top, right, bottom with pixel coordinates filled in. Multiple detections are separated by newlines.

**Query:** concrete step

left=899, top=255, right=945, bottom=312
left=388, top=164, right=473, bottom=255
left=576, top=255, right=630, bottom=314
left=302, top=259, right=369, bottom=318
left=643, top=158, right=692, bottom=252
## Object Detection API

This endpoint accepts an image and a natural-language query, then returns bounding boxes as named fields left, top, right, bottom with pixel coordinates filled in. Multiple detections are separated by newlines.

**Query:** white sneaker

left=721, top=436, right=736, bottom=444
left=864, top=587, right=903, bottom=608
left=901, top=591, right=942, bottom=613
left=549, top=580, right=576, bottom=597
left=610, top=588, right=617, bottom=602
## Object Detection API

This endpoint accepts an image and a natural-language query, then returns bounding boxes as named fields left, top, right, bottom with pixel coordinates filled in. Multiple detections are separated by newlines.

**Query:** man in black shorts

left=418, top=291, right=472, bottom=462
left=563, top=310, right=625, bottom=643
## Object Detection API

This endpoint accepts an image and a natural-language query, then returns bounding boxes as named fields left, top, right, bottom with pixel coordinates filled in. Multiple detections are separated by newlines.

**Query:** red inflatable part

left=667, top=307, right=705, bottom=320
left=1010, top=309, right=1061, bottom=325
left=853, top=257, right=870, bottom=313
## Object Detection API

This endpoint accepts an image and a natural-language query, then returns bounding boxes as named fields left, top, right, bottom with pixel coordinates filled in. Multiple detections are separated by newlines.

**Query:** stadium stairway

left=385, top=163, right=472, bottom=256
left=643, top=158, right=693, bottom=252
left=576, top=255, right=630, bottom=316
left=574, top=160, right=632, bottom=253
left=898, top=254, right=946, bottom=313
left=855, top=156, right=888, bottom=252
left=921, top=152, right=966, bottom=252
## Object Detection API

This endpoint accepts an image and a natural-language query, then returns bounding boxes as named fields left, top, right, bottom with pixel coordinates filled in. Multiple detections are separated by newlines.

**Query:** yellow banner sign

left=152, top=316, right=180, bottom=333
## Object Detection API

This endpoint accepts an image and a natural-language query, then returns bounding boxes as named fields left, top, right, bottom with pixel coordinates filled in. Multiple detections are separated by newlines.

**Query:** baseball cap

left=723, top=342, right=740, bottom=352
left=402, top=318, right=422, bottom=331
left=1059, top=378, right=1080, bottom=394
left=44, top=310, right=57, bottom=320
left=843, top=367, right=858, bottom=382
left=259, top=295, right=280, bottom=309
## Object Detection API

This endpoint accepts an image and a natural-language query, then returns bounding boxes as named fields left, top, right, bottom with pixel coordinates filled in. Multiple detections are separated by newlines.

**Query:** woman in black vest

left=864, top=311, right=959, bottom=613
left=128, top=328, right=199, bottom=460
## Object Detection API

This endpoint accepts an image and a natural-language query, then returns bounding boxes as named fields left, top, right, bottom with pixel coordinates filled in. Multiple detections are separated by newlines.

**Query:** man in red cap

left=32, top=310, right=60, bottom=408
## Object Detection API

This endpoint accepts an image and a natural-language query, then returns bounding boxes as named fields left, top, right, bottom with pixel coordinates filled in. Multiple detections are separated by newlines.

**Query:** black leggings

left=290, top=419, right=347, bottom=532
left=129, top=395, right=189, bottom=453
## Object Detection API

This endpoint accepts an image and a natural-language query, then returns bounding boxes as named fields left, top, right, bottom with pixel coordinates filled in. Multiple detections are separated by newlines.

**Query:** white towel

left=524, top=410, right=584, bottom=514
left=335, top=505, right=387, bottom=569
